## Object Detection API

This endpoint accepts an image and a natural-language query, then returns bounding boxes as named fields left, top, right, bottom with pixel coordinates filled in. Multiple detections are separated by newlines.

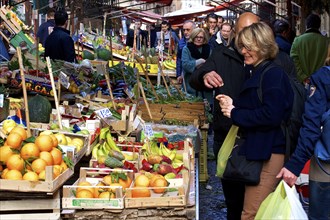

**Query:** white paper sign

left=95, top=108, right=112, bottom=119
left=0, top=94, right=3, bottom=108
left=144, top=124, right=154, bottom=138
left=133, top=116, right=141, bottom=130
left=59, top=71, right=70, bottom=89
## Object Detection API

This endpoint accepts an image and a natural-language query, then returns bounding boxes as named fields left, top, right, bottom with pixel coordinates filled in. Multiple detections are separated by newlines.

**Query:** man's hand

left=276, top=168, right=298, bottom=187
left=203, top=71, right=224, bottom=88
left=177, top=76, right=183, bottom=84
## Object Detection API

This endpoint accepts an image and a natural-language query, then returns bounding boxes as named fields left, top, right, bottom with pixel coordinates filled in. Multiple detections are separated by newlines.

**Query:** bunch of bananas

left=142, top=142, right=183, bottom=166
left=8, top=98, right=23, bottom=110
left=163, top=59, right=176, bottom=70
left=92, top=127, right=121, bottom=160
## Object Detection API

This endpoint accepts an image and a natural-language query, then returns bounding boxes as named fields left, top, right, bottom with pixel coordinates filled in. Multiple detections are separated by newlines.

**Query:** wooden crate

left=0, top=6, right=22, bottom=34
left=138, top=102, right=206, bottom=127
left=125, top=171, right=190, bottom=208
left=62, top=168, right=133, bottom=210
left=199, top=128, right=209, bottom=182
left=0, top=190, right=61, bottom=219
left=0, top=166, right=74, bottom=192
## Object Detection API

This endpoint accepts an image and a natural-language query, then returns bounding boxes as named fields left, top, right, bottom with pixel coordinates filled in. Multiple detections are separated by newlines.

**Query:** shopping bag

left=255, top=180, right=308, bottom=219
left=216, top=125, right=239, bottom=177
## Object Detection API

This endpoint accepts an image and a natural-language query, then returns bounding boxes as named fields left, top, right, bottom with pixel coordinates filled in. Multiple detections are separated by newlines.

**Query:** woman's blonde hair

left=325, top=44, right=330, bottom=66
left=235, top=21, right=278, bottom=60
left=188, top=28, right=209, bottom=44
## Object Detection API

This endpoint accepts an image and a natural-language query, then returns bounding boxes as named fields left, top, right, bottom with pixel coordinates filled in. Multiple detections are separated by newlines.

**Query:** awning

left=139, top=0, right=173, bottom=6
left=122, top=10, right=163, bottom=24
left=163, top=5, right=214, bottom=17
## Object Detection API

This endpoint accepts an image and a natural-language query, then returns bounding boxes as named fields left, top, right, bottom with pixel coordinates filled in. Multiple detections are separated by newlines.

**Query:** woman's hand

left=216, top=94, right=234, bottom=118
left=276, top=168, right=298, bottom=187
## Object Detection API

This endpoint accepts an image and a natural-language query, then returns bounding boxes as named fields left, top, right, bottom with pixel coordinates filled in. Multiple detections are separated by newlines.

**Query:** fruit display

left=0, top=124, right=72, bottom=182
left=162, top=59, right=176, bottom=70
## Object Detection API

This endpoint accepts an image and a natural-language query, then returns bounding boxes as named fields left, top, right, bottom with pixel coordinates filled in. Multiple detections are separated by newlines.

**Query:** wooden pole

left=46, top=57, right=63, bottom=129
left=159, top=63, right=171, bottom=97
left=98, top=64, right=117, bottom=110
left=103, top=13, right=107, bottom=37
left=138, top=82, right=152, bottom=120
left=17, top=47, right=31, bottom=137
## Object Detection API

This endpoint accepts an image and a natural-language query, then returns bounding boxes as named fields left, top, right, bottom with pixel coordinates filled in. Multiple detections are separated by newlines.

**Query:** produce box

left=62, top=168, right=134, bottom=210
left=138, top=101, right=206, bottom=127
left=109, top=61, right=158, bottom=74
left=125, top=171, right=190, bottom=208
left=0, top=166, right=73, bottom=192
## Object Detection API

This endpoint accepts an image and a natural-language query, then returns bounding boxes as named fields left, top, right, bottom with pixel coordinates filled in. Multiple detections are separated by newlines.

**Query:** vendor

left=156, top=21, right=179, bottom=54
left=126, top=20, right=147, bottom=50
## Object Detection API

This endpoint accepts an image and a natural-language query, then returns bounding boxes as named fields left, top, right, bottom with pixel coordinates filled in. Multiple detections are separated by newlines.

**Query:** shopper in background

left=272, top=19, right=292, bottom=55
left=290, top=13, right=330, bottom=83
left=211, top=22, right=233, bottom=48
left=156, top=20, right=179, bottom=54
left=176, top=20, right=196, bottom=84
left=217, top=15, right=224, bottom=29
left=44, top=10, right=75, bottom=63
left=277, top=45, right=330, bottom=220
left=204, top=13, right=218, bottom=48
left=126, top=20, right=147, bottom=50
left=182, top=28, right=212, bottom=103
left=218, top=22, right=294, bottom=220
left=37, top=8, right=56, bottom=47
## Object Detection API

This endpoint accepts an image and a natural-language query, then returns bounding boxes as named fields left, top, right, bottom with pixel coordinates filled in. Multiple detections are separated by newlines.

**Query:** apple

left=2, top=119, right=16, bottom=134
left=55, top=133, right=68, bottom=145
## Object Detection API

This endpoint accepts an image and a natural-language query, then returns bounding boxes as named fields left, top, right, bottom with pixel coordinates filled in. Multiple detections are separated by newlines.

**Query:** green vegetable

left=28, top=94, right=52, bottom=123
left=97, top=48, right=112, bottom=61
left=82, top=50, right=95, bottom=60
left=104, top=156, right=124, bottom=168
left=108, top=149, right=125, bottom=161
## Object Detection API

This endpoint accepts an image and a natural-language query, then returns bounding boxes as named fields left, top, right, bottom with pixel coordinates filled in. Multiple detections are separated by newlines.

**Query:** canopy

left=139, top=0, right=173, bottom=6
left=163, top=5, right=214, bottom=17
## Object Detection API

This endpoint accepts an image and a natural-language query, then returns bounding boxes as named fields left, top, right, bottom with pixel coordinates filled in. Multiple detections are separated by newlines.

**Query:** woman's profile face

left=193, top=32, right=205, bottom=47
left=240, top=45, right=261, bottom=66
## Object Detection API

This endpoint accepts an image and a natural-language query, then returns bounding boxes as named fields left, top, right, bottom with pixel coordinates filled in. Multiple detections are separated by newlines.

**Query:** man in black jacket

left=44, top=10, right=75, bottom=63
left=190, top=12, right=259, bottom=220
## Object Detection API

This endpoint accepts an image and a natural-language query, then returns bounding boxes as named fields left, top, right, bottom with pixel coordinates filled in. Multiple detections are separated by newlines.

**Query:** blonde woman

left=277, top=44, right=330, bottom=220
left=182, top=28, right=212, bottom=103
left=217, top=22, right=294, bottom=219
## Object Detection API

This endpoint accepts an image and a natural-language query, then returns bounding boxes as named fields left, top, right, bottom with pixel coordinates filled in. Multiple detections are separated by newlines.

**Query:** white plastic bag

left=255, top=180, right=308, bottom=219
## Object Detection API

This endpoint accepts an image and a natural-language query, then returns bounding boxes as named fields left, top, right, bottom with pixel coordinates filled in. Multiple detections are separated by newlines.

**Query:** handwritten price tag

left=59, top=71, right=70, bottom=89
left=0, top=94, right=3, bottom=108
left=95, top=108, right=112, bottom=119
left=144, top=124, right=154, bottom=138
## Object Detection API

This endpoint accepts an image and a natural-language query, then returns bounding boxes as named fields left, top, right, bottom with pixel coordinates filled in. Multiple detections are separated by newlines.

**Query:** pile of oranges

left=0, top=126, right=69, bottom=181
left=75, top=173, right=132, bottom=199
left=130, top=173, right=169, bottom=198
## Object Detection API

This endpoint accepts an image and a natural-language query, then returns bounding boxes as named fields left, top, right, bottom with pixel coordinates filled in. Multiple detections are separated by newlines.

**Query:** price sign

left=59, top=71, right=70, bottom=89
left=95, top=108, right=112, bottom=119
left=0, top=94, right=3, bottom=108
left=144, top=124, right=154, bottom=138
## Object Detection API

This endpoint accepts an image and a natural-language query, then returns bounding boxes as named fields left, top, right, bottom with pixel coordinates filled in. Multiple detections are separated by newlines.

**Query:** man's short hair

left=47, top=8, right=56, bottom=18
left=273, top=19, right=290, bottom=34
left=55, top=10, right=68, bottom=26
left=206, top=13, right=218, bottom=21
left=306, top=14, right=321, bottom=30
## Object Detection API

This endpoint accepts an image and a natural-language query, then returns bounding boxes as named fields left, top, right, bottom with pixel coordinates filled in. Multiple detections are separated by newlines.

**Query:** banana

left=163, top=61, right=175, bottom=70
left=106, top=132, right=121, bottom=152
left=99, top=127, right=110, bottom=141
left=168, top=149, right=177, bottom=161
left=174, top=153, right=183, bottom=161
left=97, top=143, right=107, bottom=158
left=92, top=143, right=100, bottom=159
left=160, top=143, right=172, bottom=157
left=166, top=60, right=176, bottom=68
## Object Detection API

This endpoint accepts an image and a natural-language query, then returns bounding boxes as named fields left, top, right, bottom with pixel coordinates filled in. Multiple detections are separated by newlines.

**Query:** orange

left=49, top=135, right=58, bottom=148
left=60, top=160, right=68, bottom=171
left=50, top=148, right=62, bottom=165
left=20, top=143, right=40, bottom=160
left=103, top=175, right=116, bottom=185
left=98, top=191, right=115, bottom=199
left=149, top=174, right=164, bottom=186
left=151, top=178, right=168, bottom=193
left=6, top=133, right=23, bottom=149
left=53, top=165, right=62, bottom=179
left=134, top=174, right=150, bottom=187
left=5, top=169, right=23, bottom=180
left=23, top=171, right=39, bottom=181
left=39, top=151, right=54, bottom=166
left=76, top=189, right=94, bottom=198
left=10, top=126, right=27, bottom=140
left=118, top=175, right=132, bottom=189
left=94, top=182, right=106, bottom=198
left=1, top=168, right=9, bottom=178
left=0, top=145, right=15, bottom=163
left=76, top=181, right=93, bottom=194
left=35, top=135, right=53, bottom=152
left=109, top=183, right=122, bottom=193
left=6, top=154, right=24, bottom=171
left=131, top=187, right=151, bottom=198
left=31, top=158, right=47, bottom=174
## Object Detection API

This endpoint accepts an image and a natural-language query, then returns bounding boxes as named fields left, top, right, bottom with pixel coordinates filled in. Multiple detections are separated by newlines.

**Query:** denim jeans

left=309, top=180, right=330, bottom=220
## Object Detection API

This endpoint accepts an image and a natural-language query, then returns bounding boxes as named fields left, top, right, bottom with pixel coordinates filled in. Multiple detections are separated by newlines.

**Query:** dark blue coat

left=231, top=61, right=294, bottom=161
left=37, top=19, right=55, bottom=47
left=176, top=37, right=187, bottom=77
left=44, top=27, right=75, bottom=63
left=285, top=66, right=330, bottom=176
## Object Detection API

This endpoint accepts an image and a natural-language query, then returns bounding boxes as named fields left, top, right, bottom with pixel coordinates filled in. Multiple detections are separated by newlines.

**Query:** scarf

left=187, top=42, right=210, bottom=60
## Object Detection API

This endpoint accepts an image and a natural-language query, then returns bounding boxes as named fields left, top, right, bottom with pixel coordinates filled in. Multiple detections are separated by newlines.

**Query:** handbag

left=255, top=180, right=308, bottom=219
left=314, top=108, right=330, bottom=175
left=216, top=125, right=239, bottom=177
left=222, top=144, right=263, bottom=185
